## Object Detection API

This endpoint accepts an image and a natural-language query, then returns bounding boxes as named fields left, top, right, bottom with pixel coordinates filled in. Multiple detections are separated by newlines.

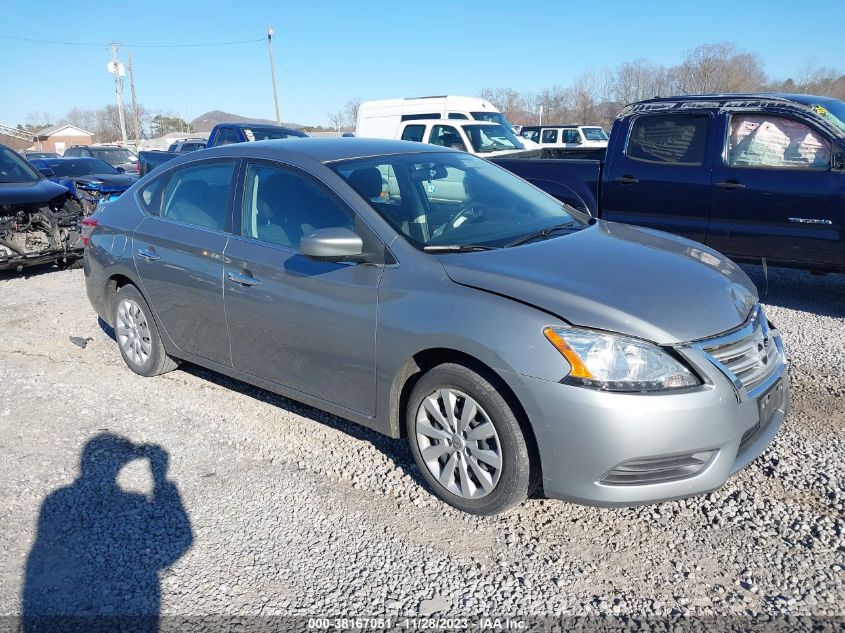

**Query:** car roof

left=634, top=92, right=837, bottom=106
left=184, top=137, right=456, bottom=164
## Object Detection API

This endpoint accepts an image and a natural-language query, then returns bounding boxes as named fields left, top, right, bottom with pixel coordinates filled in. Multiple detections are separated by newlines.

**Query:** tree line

left=479, top=42, right=845, bottom=128
left=17, top=106, right=194, bottom=143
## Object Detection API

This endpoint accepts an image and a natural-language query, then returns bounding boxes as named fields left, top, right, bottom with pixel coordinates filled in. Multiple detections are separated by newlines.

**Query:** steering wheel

left=434, top=204, right=481, bottom=238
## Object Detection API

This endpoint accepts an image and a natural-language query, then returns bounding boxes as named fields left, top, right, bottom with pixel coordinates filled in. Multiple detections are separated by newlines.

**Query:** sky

left=1, top=0, right=843, bottom=129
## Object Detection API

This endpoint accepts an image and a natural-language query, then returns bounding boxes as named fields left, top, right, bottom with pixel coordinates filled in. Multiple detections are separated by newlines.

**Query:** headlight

left=543, top=326, right=700, bottom=392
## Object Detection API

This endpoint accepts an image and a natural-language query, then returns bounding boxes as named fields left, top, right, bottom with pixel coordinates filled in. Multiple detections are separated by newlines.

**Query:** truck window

left=726, top=115, right=831, bottom=170
left=401, top=125, right=426, bottom=143
left=561, top=129, right=581, bottom=144
left=627, top=114, right=710, bottom=165
left=542, top=129, right=559, bottom=144
left=428, top=125, right=467, bottom=152
left=215, top=128, right=240, bottom=146
left=521, top=129, right=540, bottom=143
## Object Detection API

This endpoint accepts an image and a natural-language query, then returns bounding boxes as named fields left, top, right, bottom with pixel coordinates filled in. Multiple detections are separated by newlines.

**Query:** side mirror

left=39, top=168, right=55, bottom=178
left=300, top=227, right=363, bottom=262
left=832, top=152, right=845, bottom=171
left=116, top=166, right=125, bottom=173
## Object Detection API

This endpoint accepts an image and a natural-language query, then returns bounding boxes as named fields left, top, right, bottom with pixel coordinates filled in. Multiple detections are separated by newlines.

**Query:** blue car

left=29, top=157, right=137, bottom=214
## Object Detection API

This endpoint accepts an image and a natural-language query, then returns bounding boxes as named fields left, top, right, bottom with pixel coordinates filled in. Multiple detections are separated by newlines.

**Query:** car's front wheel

left=113, top=284, right=177, bottom=377
left=406, top=363, right=535, bottom=515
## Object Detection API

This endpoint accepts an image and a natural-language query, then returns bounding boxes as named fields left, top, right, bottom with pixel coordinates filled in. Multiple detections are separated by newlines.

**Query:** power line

left=0, top=34, right=265, bottom=48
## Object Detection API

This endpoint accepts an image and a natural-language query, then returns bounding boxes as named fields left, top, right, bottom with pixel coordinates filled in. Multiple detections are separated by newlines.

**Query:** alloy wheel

left=415, top=388, right=503, bottom=499
left=116, top=298, right=152, bottom=366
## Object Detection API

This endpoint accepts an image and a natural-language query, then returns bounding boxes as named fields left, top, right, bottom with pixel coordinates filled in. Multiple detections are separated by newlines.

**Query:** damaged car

left=30, top=157, right=136, bottom=214
left=0, top=144, right=84, bottom=271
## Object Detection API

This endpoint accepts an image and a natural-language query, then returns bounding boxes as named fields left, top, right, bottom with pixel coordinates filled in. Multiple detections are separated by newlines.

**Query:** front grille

left=600, top=450, right=715, bottom=486
left=698, top=306, right=780, bottom=395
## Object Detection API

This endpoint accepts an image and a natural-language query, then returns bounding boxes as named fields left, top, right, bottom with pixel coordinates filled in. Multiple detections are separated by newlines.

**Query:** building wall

left=40, top=134, right=93, bottom=154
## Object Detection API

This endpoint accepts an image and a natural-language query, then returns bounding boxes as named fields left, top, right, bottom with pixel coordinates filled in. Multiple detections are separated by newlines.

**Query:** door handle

left=614, top=176, right=639, bottom=184
left=227, top=271, right=261, bottom=286
left=137, top=248, right=160, bottom=262
left=715, top=181, right=746, bottom=190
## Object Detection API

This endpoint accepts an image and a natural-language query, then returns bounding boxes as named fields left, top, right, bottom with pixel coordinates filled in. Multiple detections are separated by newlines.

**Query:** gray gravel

left=0, top=264, right=842, bottom=624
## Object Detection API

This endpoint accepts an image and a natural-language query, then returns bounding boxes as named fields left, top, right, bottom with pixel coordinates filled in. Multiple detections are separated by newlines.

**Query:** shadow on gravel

left=180, top=362, right=434, bottom=492
left=21, top=433, right=193, bottom=633
left=741, top=264, right=845, bottom=318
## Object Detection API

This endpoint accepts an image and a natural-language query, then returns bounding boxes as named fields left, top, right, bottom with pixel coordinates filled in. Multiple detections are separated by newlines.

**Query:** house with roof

left=30, top=124, right=94, bottom=154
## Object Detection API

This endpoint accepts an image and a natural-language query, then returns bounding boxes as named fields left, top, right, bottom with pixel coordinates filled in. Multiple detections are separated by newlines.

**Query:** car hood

left=437, top=221, right=758, bottom=345
left=73, top=173, right=136, bottom=187
left=0, top=178, right=69, bottom=205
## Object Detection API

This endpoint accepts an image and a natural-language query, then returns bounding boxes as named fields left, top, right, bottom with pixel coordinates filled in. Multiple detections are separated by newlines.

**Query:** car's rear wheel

left=113, top=284, right=177, bottom=377
left=406, top=363, right=534, bottom=515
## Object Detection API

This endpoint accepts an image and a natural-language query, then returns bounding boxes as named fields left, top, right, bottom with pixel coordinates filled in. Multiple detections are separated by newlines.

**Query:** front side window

left=627, top=114, right=710, bottom=165
left=727, top=115, right=831, bottom=169
left=470, top=111, right=512, bottom=128
left=448, top=113, right=469, bottom=120
left=331, top=152, right=585, bottom=249
left=521, top=129, right=540, bottom=143
left=241, top=163, right=353, bottom=250
left=0, top=146, right=40, bottom=183
left=158, top=161, right=235, bottom=230
left=541, top=129, right=559, bottom=144
left=428, top=125, right=467, bottom=151
left=400, top=125, right=426, bottom=143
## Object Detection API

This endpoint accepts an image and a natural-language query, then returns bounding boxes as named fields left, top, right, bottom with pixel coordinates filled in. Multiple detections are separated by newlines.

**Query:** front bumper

left=504, top=337, right=789, bottom=507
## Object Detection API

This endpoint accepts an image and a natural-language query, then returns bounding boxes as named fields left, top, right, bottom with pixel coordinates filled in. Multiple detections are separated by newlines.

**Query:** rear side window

left=541, top=129, right=559, bottom=144
left=157, top=162, right=235, bottom=230
left=562, top=129, right=581, bottom=144
left=727, top=115, right=831, bottom=169
left=401, top=125, right=426, bottom=143
left=627, top=114, right=710, bottom=165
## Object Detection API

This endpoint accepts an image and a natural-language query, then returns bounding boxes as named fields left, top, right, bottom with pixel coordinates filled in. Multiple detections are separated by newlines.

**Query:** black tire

left=112, top=284, right=177, bottom=377
left=406, top=363, right=535, bottom=515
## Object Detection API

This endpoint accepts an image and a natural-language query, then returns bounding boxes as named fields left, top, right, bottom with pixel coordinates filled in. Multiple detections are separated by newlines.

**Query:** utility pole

left=107, top=43, right=128, bottom=146
left=127, top=52, right=141, bottom=147
left=267, top=26, right=281, bottom=124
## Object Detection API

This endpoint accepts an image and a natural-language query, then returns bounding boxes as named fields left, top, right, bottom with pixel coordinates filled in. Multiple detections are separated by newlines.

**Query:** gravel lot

left=0, top=264, right=842, bottom=626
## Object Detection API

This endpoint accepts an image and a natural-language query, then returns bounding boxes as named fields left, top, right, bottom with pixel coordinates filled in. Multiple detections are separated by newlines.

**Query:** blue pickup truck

left=138, top=122, right=307, bottom=176
left=495, top=93, right=845, bottom=273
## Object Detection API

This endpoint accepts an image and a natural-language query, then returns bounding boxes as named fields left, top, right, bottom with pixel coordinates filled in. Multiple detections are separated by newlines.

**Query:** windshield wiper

left=423, top=244, right=497, bottom=253
left=505, top=223, right=578, bottom=248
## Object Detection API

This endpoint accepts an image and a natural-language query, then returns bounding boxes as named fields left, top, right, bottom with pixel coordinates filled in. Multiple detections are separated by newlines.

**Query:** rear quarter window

left=626, top=114, right=710, bottom=165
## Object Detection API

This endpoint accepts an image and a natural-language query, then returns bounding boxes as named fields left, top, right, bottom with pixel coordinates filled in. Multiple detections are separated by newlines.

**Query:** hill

left=190, top=111, right=303, bottom=132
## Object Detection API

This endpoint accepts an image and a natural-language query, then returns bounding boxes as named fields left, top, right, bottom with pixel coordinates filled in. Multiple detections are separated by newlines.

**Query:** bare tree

left=327, top=110, right=345, bottom=133
left=673, top=43, right=765, bottom=94
left=343, top=99, right=362, bottom=129
left=479, top=88, right=535, bottom=126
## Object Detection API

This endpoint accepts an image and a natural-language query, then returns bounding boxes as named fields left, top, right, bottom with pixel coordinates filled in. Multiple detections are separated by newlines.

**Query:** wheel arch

left=388, top=347, right=541, bottom=480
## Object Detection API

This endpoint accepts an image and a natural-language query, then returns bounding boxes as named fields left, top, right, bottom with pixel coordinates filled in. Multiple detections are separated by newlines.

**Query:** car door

left=708, top=112, right=841, bottom=266
left=601, top=111, right=714, bottom=244
left=132, top=159, right=237, bottom=365
left=222, top=160, right=381, bottom=416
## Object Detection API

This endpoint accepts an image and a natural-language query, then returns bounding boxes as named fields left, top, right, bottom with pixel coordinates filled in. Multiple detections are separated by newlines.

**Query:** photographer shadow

left=22, top=433, right=193, bottom=632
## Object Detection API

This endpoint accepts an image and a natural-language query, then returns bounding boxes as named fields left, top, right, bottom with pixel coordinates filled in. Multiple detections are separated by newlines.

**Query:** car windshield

left=49, top=159, right=119, bottom=177
left=331, top=151, right=586, bottom=249
left=92, top=148, right=137, bottom=164
left=463, top=124, right=525, bottom=153
left=470, top=111, right=513, bottom=129
left=0, top=147, right=40, bottom=183
left=245, top=127, right=306, bottom=141
left=582, top=127, right=609, bottom=141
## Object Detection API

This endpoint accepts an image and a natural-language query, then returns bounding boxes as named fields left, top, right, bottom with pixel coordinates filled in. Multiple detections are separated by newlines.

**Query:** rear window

left=626, top=114, right=710, bottom=165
